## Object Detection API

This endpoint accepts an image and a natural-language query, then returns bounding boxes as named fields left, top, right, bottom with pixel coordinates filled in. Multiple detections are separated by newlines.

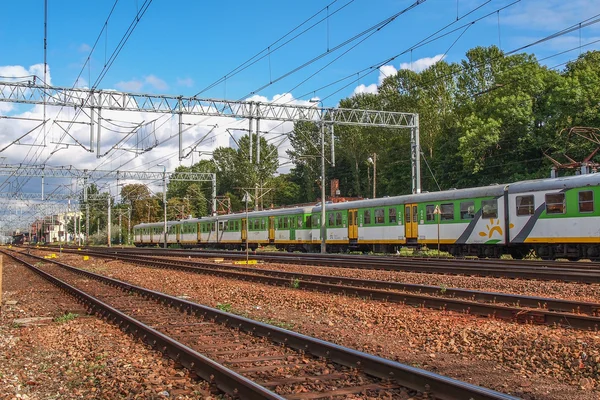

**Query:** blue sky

left=0, top=0, right=599, bottom=231
left=1, top=0, right=599, bottom=106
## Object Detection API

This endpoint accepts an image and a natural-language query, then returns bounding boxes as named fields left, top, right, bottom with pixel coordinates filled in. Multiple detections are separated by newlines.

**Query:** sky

left=0, top=0, right=599, bottom=229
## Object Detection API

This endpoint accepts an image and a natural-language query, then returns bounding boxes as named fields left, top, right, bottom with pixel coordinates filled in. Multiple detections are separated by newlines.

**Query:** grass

left=54, top=313, right=79, bottom=323
left=216, top=303, right=232, bottom=313
left=439, top=284, right=447, bottom=294
left=261, top=318, right=295, bottom=330
left=289, top=278, right=300, bottom=289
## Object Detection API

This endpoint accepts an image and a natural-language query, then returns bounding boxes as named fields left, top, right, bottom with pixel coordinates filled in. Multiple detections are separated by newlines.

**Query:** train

left=133, top=173, right=600, bottom=260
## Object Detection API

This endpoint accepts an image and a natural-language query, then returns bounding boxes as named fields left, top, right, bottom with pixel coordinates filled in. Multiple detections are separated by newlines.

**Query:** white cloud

left=145, top=75, right=168, bottom=91
left=350, top=55, right=443, bottom=97
left=353, top=83, right=378, bottom=95
left=114, top=75, right=169, bottom=92
left=0, top=67, right=313, bottom=204
left=0, top=103, right=14, bottom=113
left=378, top=65, right=398, bottom=85
left=115, top=79, right=144, bottom=92
left=74, top=76, right=88, bottom=88
left=176, top=77, right=194, bottom=87
left=0, top=64, right=51, bottom=85
left=399, top=54, right=444, bottom=72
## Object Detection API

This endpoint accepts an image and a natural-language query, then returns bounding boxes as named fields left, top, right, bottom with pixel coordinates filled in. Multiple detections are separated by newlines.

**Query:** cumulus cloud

left=0, top=64, right=51, bottom=85
left=378, top=65, right=398, bottom=85
left=145, top=75, right=168, bottom=91
left=0, top=67, right=315, bottom=204
left=114, top=79, right=144, bottom=92
left=353, top=83, right=378, bottom=95
left=399, top=54, right=444, bottom=72
left=114, top=75, right=168, bottom=92
left=176, top=77, right=194, bottom=87
left=349, top=55, right=443, bottom=96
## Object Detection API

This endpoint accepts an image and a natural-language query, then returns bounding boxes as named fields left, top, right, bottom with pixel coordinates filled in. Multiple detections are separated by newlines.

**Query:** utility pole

left=118, top=211, right=122, bottom=245
left=107, top=194, right=111, bottom=247
left=158, top=164, right=167, bottom=248
left=320, top=122, right=326, bottom=254
left=128, top=204, right=132, bottom=245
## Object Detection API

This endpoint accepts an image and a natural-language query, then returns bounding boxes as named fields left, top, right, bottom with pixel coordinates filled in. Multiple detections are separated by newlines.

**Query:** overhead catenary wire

left=317, top=10, right=600, bottom=103
left=238, top=0, right=428, bottom=101
left=194, top=0, right=353, bottom=97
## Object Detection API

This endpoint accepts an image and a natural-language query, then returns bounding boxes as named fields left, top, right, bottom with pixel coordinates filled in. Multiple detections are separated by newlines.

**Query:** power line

left=194, top=0, right=354, bottom=97
left=238, top=0, right=428, bottom=101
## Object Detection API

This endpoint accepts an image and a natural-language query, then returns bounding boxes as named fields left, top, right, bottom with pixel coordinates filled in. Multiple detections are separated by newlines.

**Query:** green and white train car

left=133, top=173, right=600, bottom=259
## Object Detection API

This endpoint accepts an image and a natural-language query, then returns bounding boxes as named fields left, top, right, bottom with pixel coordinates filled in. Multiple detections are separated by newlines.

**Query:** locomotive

left=133, top=173, right=600, bottom=260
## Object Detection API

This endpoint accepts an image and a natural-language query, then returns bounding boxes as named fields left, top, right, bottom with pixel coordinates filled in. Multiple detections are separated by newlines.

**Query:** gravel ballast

left=34, top=250, right=600, bottom=400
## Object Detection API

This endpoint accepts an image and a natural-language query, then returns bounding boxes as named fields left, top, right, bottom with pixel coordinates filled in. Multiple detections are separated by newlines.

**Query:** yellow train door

left=269, top=216, right=275, bottom=241
left=241, top=219, right=247, bottom=241
left=405, top=204, right=418, bottom=240
left=348, top=209, right=358, bottom=240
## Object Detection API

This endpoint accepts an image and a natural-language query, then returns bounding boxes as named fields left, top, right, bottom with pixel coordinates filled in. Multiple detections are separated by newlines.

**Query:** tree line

left=78, top=47, right=600, bottom=242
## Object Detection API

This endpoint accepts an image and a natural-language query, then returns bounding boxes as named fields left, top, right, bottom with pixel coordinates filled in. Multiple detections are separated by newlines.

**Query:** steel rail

left=54, top=248, right=600, bottom=330
left=128, top=253, right=600, bottom=316
left=67, top=246, right=600, bottom=283
left=1, top=250, right=283, bottom=400
left=4, top=249, right=517, bottom=400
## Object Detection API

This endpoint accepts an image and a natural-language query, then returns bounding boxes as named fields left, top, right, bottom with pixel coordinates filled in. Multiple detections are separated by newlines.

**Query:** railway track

left=37, top=247, right=600, bottom=330
left=57, top=246, right=600, bottom=283
left=3, top=248, right=518, bottom=400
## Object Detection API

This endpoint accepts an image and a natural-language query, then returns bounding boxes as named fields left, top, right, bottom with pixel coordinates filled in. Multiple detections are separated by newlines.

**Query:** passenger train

left=133, top=173, right=600, bottom=260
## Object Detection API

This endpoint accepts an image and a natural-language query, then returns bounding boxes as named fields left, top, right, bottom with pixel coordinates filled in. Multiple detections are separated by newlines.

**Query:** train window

left=235, top=221, right=239, bottom=231
left=363, top=210, right=371, bottom=225
left=389, top=208, right=397, bottom=223
left=297, top=216, right=302, bottom=228
left=441, top=203, right=454, bottom=220
left=219, top=222, right=224, bottom=231
left=426, top=205, right=436, bottom=221
left=482, top=199, right=498, bottom=219
left=375, top=208, right=385, bottom=224
left=312, top=215, right=319, bottom=227
left=545, top=193, right=565, bottom=214
left=516, top=195, right=535, bottom=216
left=261, top=219, right=266, bottom=230
left=460, top=201, right=475, bottom=219
left=305, top=216, right=312, bottom=228
left=579, top=191, right=594, bottom=213
left=336, top=212, right=343, bottom=226
left=328, top=213, right=335, bottom=227
left=252, top=220, right=258, bottom=230
left=283, top=217, right=289, bottom=229
left=405, top=207, right=411, bottom=223
left=212, top=222, right=216, bottom=231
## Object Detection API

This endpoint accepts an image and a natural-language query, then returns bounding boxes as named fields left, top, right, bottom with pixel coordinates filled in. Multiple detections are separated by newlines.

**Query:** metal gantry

left=0, top=164, right=218, bottom=241
left=0, top=80, right=421, bottom=194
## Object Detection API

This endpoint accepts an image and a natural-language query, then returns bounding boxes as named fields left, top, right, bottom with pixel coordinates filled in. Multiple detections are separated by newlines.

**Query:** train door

left=405, top=204, right=418, bottom=240
left=290, top=217, right=296, bottom=241
left=241, top=219, right=247, bottom=241
left=268, top=216, right=275, bottom=241
left=348, top=209, right=358, bottom=240
left=176, top=224, right=180, bottom=243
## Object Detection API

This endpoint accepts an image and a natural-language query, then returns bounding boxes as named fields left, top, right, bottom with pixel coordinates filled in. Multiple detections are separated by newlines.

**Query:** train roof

left=134, top=220, right=179, bottom=228
left=506, top=172, right=600, bottom=193
left=311, top=184, right=506, bottom=212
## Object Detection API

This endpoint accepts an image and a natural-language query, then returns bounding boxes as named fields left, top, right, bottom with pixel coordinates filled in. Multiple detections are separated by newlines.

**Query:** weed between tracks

left=54, top=313, right=79, bottom=323
left=216, top=303, right=232, bottom=313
